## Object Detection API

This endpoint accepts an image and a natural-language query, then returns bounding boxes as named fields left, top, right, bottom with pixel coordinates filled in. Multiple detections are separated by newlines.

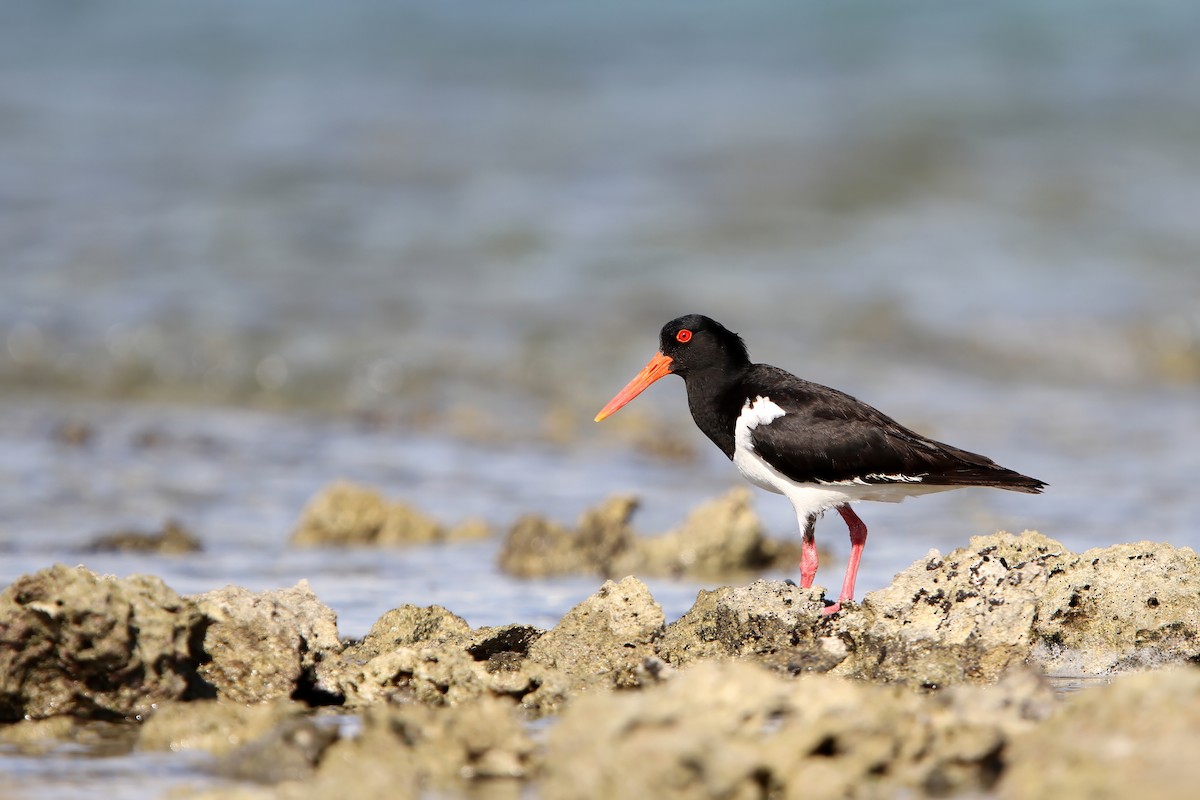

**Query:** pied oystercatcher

left=595, top=314, right=1045, bottom=614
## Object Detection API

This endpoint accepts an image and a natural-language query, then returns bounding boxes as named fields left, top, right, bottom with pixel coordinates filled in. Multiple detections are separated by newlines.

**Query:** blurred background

left=1, top=1, right=1198, bottom=634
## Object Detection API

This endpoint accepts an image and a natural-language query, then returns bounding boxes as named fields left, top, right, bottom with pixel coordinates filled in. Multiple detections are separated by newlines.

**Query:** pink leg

left=822, top=505, right=868, bottom=615
left=798, top=513, right=818, bottom=589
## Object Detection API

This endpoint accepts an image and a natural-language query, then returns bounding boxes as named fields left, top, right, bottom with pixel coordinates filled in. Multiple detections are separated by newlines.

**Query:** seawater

left=2, top=1, right=1199, bottom=797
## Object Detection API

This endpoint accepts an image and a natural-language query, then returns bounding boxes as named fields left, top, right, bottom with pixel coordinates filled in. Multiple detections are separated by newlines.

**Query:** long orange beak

left=594, top=351, right=674, bottom=422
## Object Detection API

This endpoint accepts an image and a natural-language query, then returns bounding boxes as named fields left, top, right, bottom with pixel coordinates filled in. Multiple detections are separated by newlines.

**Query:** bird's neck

left=682, top=364, right=748, bottom=460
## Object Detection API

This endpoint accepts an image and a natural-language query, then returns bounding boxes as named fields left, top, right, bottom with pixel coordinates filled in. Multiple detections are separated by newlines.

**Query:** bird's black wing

left=743, top=366, right=1045, bottom=492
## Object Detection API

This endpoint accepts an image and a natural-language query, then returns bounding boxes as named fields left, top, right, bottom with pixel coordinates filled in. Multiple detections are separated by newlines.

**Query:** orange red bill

left=594, top=351, right=674, bottom=422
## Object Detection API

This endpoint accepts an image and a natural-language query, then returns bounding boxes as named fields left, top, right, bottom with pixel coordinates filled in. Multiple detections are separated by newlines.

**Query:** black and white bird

left=595, top=314, right=1045, bottom=614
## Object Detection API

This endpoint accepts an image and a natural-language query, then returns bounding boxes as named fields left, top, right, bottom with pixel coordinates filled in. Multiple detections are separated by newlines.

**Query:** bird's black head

left=594, top=314, right=750, bottom=421
left=658, top=314, right=750, bottom=377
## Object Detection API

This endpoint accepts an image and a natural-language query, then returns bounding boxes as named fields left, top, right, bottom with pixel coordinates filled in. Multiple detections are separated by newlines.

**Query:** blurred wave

left=2, top=0, right=1198, bottom=435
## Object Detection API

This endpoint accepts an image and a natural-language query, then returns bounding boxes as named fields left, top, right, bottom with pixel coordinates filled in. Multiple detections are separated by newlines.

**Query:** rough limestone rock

left=212, top=716, right=339, bottom=784
left=338, top=603, right=544, bottom=709
left=657, top=579, right=837, bottom=670
left=498, top=495, right=637, bottom=578
left=351, top=697, right=534, bottom=783
left=646, top=532, right=1200, bottom=687
left=0, top=716, right=137, bottom=755
left=620, top=488, right=802, bottom=578
left=347, top=642, right=506, bottom=708
left=338, top=604, right=562, bottom=713
left=999, top=666, right=1200, bottom=800
left=527, top=576, right=665, bottom=691
left=497, top=513, right=578, bottom=578
left=181, top=787, right=283, bottom=800
left=294, top=698, right=533, bottom=800
left=834, top=531, right=1068, bottom=685
left=827, top=533, right=1200, bottom=685
left=342, top=604, right=474, bottom=663
left=8, top=527, right=1200, bottom=798
left=82, top=519, right=203, bottom=554
left=571, top=496, right=641, bottom=574
left=541, top=660, right=1053, bottom=800
left=290, top=481, right=485, bottom=547
left=1031, top=541, right=1200, bottom=674
left=341, top=579, right=664, bottom=715
left=138, top=699, right=307, bottom=756
left=0, top=564, right=206, bottom=721
left=192, top=582, right=342, bottom=704
left=189, top=699, right=533, bottom=800
left=499, top=490, right=800, bottom=580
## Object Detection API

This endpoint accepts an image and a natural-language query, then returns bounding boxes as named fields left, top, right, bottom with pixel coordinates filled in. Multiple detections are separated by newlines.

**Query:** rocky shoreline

left=2, top=526, right=1199, bottom=798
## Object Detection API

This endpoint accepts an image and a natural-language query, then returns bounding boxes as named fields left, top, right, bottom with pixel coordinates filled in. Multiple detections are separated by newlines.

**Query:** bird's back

left=725, top=364, right=1046, bottom=493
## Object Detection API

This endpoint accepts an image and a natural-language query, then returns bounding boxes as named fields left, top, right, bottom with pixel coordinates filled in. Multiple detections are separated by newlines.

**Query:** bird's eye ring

left=676, top=329, right=693, bottom=343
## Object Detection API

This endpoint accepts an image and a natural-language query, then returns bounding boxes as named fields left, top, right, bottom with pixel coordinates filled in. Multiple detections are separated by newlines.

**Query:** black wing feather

left=744, top=366, right=1045, bottom=493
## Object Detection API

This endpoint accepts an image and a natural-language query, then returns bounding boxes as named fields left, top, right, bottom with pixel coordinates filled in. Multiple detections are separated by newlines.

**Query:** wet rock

left=342, top=604, right=473, bottom=663
left=641, top=532, right=1200, bottom=687
left=497, top=513, right=577, bottom=578
left=571, top=496, right=641, bottom=573
left=339, top=604, right=509, bottom=708
left=213, top=716, right=339, bottom=784
left=541, top=660, right=1052, bottom=800
left=340, top=579, right=663, bottom=715
left=0, top=717, right=138, bottom=756
left=0, top=717, right=80, bottom=752
left=621, top=488, right=802, bottom=578
left=444, top=517, right=492, bottom=542
left=464, top=623, right=544, bottom=671
left=499, top=489, right=801, bottom=580
left=360, top=697, right=533, bottom=781
left=340, top=611, right=557, bottom=713
left=298, top=698, right=533, bottom=800
left=0, top=564, right=206, bottom=721
left=826, top=533, right=1200, bottom=685
left=498, top=495, right=637, bottom=578
left=527, top=576, right=665, bottom=693
left=290, top=481, right=486, bottom=547
left=346, top=642, right=518, bottom=709
left=597, top=408, right=700, bottom=462
left=82, top=518, right=203, bottom=555
left=999, top=666, right=1200, bottom=800
left=192, top=582, right=342, bottom=705
left=53, top=419, right=94, bottom=447
left=833, top=531, right=1067, bottom=685
left=9, top=527, right=1200, bottom=798
left=1031, top=540, right=1200, bottom=674
left=138, top=699, right=307, bottom=756
left=187, top=700, right=532, bottom=799
left=181, top=787, right=280, bottom=800
left=657, top=579, right=834, bottom=669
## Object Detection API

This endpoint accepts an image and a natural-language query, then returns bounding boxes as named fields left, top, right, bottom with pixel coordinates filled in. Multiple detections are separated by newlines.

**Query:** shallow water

left=2, top=1, right=1200, bottom=797
left=3, top=1, right=1199, bottom=425
left=0, top=749, right=213, bottom=800
left=0, top=381, right=1194, bottom=638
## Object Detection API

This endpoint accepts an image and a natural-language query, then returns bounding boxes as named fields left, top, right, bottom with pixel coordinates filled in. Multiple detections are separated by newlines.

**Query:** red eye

left=676, top=329, right=693, bottom=343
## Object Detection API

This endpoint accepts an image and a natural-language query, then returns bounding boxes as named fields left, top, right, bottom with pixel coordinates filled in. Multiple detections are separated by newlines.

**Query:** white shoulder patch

left=741, top=396, right=786, bottom=429
left=732, top=395, right=789, bottom=495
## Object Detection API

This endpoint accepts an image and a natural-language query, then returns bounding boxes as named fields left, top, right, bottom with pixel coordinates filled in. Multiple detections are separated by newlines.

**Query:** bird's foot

left=821, top=598, right=856, bottom=615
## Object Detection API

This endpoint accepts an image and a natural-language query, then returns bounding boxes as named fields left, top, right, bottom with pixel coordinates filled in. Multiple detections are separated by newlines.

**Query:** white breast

left=731, top=396, right=789, bottom=494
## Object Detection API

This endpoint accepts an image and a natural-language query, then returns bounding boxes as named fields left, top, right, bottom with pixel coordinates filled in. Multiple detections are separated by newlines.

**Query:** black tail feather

left=915, top=438, right=1046, bottom=493
left=940, top=466, right=1047, bottom=494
